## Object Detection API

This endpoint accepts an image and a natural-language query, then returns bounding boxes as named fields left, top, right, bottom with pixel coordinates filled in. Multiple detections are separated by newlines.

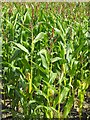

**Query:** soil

left=1, top=86, right=90, bottom=120
left=69, top=86, right=90, bottom=120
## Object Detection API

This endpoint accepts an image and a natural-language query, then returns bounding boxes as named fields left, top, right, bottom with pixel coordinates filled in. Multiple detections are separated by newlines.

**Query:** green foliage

left=2, top=2, right=89, bottom=119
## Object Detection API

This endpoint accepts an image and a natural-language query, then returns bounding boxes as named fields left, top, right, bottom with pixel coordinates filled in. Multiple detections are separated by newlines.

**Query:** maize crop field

left=1, top=2, right=90, bottom=120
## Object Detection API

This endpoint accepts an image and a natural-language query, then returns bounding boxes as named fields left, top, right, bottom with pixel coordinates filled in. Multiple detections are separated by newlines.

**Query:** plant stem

left=29, top=26, right=34, bottom=94
left=58, top=85, right=61, bottom=119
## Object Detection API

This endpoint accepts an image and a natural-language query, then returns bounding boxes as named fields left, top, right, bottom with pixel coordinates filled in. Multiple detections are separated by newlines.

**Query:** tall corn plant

left=2, top=2, right=89, bottom=119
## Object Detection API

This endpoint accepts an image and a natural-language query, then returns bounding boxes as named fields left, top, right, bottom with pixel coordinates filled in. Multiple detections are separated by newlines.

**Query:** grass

left=1, top=2, right=90, bottom=119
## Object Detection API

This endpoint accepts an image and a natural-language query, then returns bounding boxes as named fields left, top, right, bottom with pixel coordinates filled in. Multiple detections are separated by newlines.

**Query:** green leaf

left=7, top=85, right=15, bottom=93
left=17, top=22, right=31, bottom=33
left=28, top=100, right=36, bottom=105
left=38, top=49, right=49, bottom=69
left=2, top=62, right=25, bottom=78
left=13, top=42, right=30, bottom=55
left=38, top=49, right=47, bottom=55
left=34, top=105, right=49, bottom=113
left=34, top=32, right=46, bottom=43
left=33, top=84, right=49, bottom=102
left=73, top=41, right=85, bottom=57
left=24, top=11, right=31, bottom=23
left=53, top=95, right=60, bottom=107
left=42, top=79, right=57, bottom=93
left=60, top=86, right=70, bottom=103
left=63, top=96, right=74, bottom=118
left=10, top=49, right=21, bottom=61
left=32, top=61, right=48, bottom=74
left=40, top=54, right=48, bottom=69
left=22, top=58, right=31, bottom=70
left=51, top=57, right=62, bottom=63
left=83, top=76, right=90, bottom=85
left=50, top=107, right=58, bottom=113
left=78, top=89, right=85, bottom=103
left=54, top=28, right=65, bottom=42
left=57, top=21, right=65, bottom=36
left=49, top=71, right=57, bottom=83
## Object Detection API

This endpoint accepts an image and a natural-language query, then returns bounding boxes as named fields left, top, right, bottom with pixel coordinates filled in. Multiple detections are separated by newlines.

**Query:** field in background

left=1, top=2, right=90, bottom=119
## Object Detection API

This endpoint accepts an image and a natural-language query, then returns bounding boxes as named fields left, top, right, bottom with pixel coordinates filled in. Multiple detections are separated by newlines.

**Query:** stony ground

left=69, top=86, right=90, bottom=120
left=1, top=86, right=90, bottom=120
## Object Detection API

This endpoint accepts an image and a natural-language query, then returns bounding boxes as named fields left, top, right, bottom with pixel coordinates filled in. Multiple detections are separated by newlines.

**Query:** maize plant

left=1, top=2, right=90, bottom=119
